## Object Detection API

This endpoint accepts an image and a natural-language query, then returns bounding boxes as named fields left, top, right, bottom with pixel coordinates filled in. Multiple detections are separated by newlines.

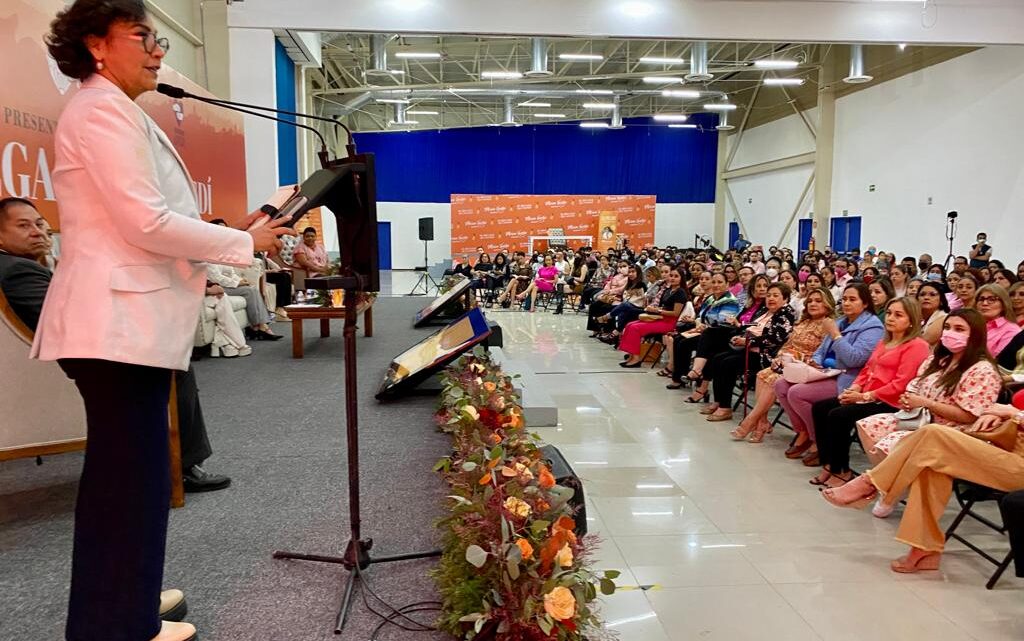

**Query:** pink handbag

left=782, top=361, right=841, bottom=385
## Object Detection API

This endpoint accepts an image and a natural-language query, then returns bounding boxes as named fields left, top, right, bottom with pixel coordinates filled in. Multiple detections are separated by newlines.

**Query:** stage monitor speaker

left=539, top=445, right=587, bottom=537
left=418, top=217, right=434, bottom=241
left=377, top=307, right=492, bottom=400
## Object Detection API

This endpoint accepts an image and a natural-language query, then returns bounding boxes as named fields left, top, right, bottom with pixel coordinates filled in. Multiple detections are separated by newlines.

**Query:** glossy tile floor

left=484, top=306, right=1023, bottom=641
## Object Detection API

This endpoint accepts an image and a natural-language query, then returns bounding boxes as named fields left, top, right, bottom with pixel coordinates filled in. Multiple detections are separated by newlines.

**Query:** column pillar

left=713, top=130, right=729, bottom=248
left=812, top=50, right=839, bottom=250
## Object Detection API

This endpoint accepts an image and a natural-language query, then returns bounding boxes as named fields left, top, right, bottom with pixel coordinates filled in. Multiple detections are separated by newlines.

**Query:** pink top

left=294, top=241, right=329, bottom=272
left=534, top=265, right=559, bottom=292
left=728, top=283, right=744, bottom=297
left=851, top=337, right=931, bottom=407
left=987, top=316, right=1023, bottom=357
left=947, top=293, right=963, bottom=311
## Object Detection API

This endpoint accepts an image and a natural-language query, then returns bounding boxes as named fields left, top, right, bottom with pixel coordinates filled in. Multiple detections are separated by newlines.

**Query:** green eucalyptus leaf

left=599, top=578, right=616, bottom=595
left=465, top=545, right=488, bottom=568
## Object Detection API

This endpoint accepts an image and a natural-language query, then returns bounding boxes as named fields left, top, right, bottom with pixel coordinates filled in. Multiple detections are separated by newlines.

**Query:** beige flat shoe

left=159, top=589, right=187, bottom=621
left=151, top=621, right=196, bottom=641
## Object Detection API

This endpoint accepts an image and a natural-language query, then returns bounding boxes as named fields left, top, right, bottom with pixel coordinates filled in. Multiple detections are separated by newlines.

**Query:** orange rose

left=543, top=586, right=576, bottom=621
left=483, top=381, right=497, bottom=392
left=503, top=496, right=532, bottom=518
left=489, top=433, right=502, bottom=444
left=537, top=465, right=556, bottom=489
left=554, top=543, right=574, bottom=568
left=515, top=538, right=534, bottom=560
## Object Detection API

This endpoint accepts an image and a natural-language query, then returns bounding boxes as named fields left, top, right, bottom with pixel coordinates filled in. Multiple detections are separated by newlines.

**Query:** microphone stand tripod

left=407, top=240, right=439, bottom=296
left=943, top=213, right=957, bottom=272
left=272, top=276, right=441, bottom=636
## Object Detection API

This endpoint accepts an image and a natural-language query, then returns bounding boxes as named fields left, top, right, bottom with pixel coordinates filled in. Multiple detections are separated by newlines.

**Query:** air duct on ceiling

left=366, top=34, right=394, bottom=79
left=524, top=37, right=552, bottom=77
left=685, top=42, right=713, bottom=82
left=333, top=92, right=373, bottom=117
left=716, top=111, right=734, bottom=131
left=609, top=95, right=625, bottom=129
left=500, top=95, right=521, bottom=127
left=844, top=44, right=873, bottom=84
left=391, top=102, right=407, bottom=125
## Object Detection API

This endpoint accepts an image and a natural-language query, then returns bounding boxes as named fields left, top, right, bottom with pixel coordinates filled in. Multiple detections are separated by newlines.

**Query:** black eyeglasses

left=976, top=295, right=999, bottom=304
left=125, top=31, right=170, bottom=54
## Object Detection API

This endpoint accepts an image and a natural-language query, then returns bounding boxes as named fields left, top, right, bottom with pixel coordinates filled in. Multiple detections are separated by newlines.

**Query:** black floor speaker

left=483, top=320, right=503, bottom=348
left=539, top=445, right=587, bottom=537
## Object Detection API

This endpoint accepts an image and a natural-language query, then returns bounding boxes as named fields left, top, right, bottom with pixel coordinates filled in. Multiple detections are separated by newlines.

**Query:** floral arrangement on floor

left=432, top=348, right=617, bottom=640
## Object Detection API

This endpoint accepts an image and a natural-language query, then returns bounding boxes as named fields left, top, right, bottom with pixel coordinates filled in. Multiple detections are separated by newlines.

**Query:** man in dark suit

left=0, top=197, right=229, bottom=494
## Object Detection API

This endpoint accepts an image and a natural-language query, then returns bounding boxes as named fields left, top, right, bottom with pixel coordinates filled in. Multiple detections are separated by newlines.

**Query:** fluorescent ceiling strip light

left=406, top=110, right=438, bottom=115
left=668, top=124, right=698, bottom=128
left=534, top=113, right=566, bottom=118
left=394, top=51, right=442, bottom=59
left=579, top=122, right=610, bottom=128
left=518, top=102, right=552, bottom=107
left=376, top=98, right=410, bottom=104
left=753, top=59, right=799, bottom=69
left=662, top=89, right=701, bottom=98
left=575, top=89, right=614, bottom=95
left=560, top=53, right=603, bottom=61
left=582, top=102, right=615, bottom=109
left=481, top=70, right=523, bottom=79
left=704, top=103, right=737, bottom=111
left=582, top=75, right=611, bottom=81
left=763, top=77, right=805, bottom=86
left=642, top=76, right=684, bottom=84
left=639, top=56, right=685, bottom=64
left=653, top=114, right=688, bottom=122
left=635, top=484, right=675, bottom=489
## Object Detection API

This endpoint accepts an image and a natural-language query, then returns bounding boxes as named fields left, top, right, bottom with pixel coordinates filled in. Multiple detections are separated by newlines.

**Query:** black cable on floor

left=352, top=562, right=440, bottom=634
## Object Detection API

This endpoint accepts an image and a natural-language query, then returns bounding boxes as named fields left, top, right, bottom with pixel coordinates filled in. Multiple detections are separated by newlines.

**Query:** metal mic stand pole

left=943, top=217, right=957, bottom=272
left=272, top=299, right=440, bottom=635
left=406, top=240, right=439, bottom=296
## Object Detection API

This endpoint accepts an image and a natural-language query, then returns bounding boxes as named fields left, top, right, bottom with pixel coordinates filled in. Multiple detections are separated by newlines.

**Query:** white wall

left=655, top=204, right=715, bottom=249
left=228, top=28, right=278, bottom=212
left=831, top=45, right=1024, bottom=263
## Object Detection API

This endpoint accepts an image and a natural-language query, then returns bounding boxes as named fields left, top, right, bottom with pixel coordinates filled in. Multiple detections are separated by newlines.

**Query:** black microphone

left=155, top=82, right=356, bottom=160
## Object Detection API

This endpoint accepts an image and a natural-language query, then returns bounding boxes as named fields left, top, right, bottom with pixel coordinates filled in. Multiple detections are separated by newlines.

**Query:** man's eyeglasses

left=124, top=31, right=170, bottom=54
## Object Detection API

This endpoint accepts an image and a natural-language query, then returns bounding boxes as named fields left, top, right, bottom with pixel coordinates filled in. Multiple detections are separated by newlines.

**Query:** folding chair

left=943, top=480, right=1014, bottom=589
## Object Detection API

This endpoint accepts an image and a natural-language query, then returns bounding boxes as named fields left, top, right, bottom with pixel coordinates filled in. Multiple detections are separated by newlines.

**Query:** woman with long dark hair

left=916, top=281, right=950, bottom=345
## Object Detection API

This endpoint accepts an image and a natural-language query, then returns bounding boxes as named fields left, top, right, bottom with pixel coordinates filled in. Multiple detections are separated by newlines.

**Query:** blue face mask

left=927, top=273, right=942, bottom=282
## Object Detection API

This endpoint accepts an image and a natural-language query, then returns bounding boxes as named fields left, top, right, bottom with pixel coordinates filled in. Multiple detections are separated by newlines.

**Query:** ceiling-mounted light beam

left=639, top=56, right=686, bottom=65
left=663, top=89, right=702, bottom=99
left=754, top=59, right=799, bottom=69
left=653, top=114, right=689, bottom=122
left=763, top=78, right=805, bottom=86
left=642, top=76, right=684, bottom=84
left=560, top=53, right=603, bottom=61
left=482, top=70, right=523, bottom=79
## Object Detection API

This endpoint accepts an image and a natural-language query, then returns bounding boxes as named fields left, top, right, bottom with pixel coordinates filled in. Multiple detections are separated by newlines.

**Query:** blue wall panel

left=274, top=41, right=298, bottom=186
left=353, top=115, right=718, bottom=203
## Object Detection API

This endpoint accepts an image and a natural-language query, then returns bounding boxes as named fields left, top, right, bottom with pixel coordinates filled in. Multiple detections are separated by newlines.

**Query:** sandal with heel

left=684, top=389, right=708, bottom=403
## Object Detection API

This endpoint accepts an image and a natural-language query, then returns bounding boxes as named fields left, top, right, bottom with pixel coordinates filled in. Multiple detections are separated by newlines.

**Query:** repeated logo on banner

left=1, top=0, right=248, bottom=229
left=450, top=194, right=656, bottom=258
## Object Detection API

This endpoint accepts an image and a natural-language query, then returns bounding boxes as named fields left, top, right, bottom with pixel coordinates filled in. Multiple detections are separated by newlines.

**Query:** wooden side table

left=284, top=304, right=373, bottom=358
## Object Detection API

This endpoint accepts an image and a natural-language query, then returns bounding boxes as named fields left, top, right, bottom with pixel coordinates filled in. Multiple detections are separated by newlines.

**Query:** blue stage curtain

left=353, top=115, right=718, bottom=203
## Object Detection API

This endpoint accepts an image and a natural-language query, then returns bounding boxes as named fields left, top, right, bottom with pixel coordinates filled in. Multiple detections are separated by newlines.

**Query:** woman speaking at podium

left=36, top=2, right=292, bottom=640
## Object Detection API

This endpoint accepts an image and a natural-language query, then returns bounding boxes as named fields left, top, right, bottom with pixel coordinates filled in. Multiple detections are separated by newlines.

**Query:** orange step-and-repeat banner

left=450, top=195, right=656, bottom=257
left=1, top=0, right=248, bottom=229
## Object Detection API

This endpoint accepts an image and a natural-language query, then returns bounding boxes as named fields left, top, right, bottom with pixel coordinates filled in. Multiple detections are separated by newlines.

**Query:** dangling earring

left=96, top=60, right=104, bottom=71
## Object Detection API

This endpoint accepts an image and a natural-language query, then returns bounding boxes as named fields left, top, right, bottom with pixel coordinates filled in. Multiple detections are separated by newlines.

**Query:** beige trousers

left=205, top=295, right=247, bottom=349
left=866, top=424, right=1024, bottom=552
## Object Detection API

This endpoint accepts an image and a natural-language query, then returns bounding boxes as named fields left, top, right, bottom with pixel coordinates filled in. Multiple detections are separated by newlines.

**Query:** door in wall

left=798, top=219, right=813, bottom=260
left=377, top=221, right=392, bottom=270
left=829, top=217, right=862, bottom=255
left=728, top=222, right=740, bottom=250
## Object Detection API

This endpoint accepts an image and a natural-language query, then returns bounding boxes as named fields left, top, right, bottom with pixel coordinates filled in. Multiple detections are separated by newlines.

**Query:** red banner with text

left=450, top=195, right=656, bottom=259
left=1, top=0, right=248, bottom=229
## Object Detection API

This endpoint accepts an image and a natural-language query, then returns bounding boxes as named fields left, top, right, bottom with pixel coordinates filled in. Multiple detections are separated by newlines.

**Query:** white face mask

left=766, top=268, right=779, bottom=279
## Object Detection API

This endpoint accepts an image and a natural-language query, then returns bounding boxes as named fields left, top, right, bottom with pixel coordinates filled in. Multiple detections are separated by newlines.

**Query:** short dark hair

left=0, top=197, right=37, bottom=224
left=302, top=227, right=317, bottom=235
left=843, top=282, right=876, bottom=315
left=208, top=218, right=227, bottom=226
left=46, top=0, right=148, bottom=82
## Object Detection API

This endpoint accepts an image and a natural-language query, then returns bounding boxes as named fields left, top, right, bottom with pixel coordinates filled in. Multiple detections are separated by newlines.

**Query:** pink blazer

left=31, top=76, right=253, bottom=371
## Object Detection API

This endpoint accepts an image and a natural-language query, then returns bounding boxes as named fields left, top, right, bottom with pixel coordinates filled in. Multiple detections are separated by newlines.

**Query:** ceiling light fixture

left=406, top=110, right=438, bottom=115
left=898, top=43, right=908, bottom=51
left=534, top=113, right=566, bottom=118
left=763, top=77, right=805, bottom=86
left=753, top=59, right=799, bottom=69
left=481, top=70, right=523, bottom=79
left=704, top=102, right=737, bottom=111
left=580, top=122, right=610, bottom=128
left=668, top=124, right=698, bottom=129
left=642, top=76, right=684, bottom=84
left=394, top=51, right=442, bottom=59
left=662, top=89, right=701, bottom=99
left=582, top=102, right=616, bottom=110
left=560, top=53, right=604, bottom=61
left=653, top=114, right=689, bottom=122
left=639, top=56, right=686, bottom=65
left=519, top=102, right=552, bottom=108
left=582, top=75, right=612, bottom=81
left=575, top=89, right=614, bottom=95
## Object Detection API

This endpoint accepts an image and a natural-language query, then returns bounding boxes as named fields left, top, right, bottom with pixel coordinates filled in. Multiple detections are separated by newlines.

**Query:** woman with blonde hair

left=809, top=297, right=931, bottom=486
left=975, top=283, right=1021, bottom=357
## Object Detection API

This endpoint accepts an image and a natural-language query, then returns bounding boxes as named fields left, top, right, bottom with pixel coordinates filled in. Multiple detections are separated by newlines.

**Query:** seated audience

left=689, top=274, right=769, bottom=383
left=1010, top=281, right=1024, bottom=327
left=777, top=270, right=802, bottom=316
left=206, top=260, right=282, bottom=341
left=259, top=252, right=294, bottom=320
left=469, top=252, right=494, bottom=292
left=724, top=263, right=742, bottom=297
left=823, top=401, right=1024, bottom=573
left=858, top=309, right=1002, bottom=477
left=672, top=273, right=741, bottom=398
left=619, top=266, right=689, bottom=367
left=0, top=197, right=230, bottom=492
left=952, top=272, right=979, bottom=310
left=489, top=253, right=510, bottom=294
left=497, top=253, right=534, bottom=306
left=733, top=287, right=836, bottom=443
left=580, top=255, right=614, bottom=307
left=775, top=283, right=884, bottom=466
left=916, top=281, right=950, bottom=346
left=868, top=277, right=896, bottom=323
left=702, top=283, right=796, bottom=423
left=906, top=277, right=924, bottom=297
left=810, top=297, right=931, bottom=487
left=594, top=265, right=645, bottom=341
left=889, top=264, right=911, bottom=297
left=293, top=226, right=330, bottom=277
left=586, top=260, right=630, bottom=334
left=976, top=283, right=1022, bottom=356
left=992, top=268, right=1017, bottom=290
left=553, top=251, right=589, bottom=315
